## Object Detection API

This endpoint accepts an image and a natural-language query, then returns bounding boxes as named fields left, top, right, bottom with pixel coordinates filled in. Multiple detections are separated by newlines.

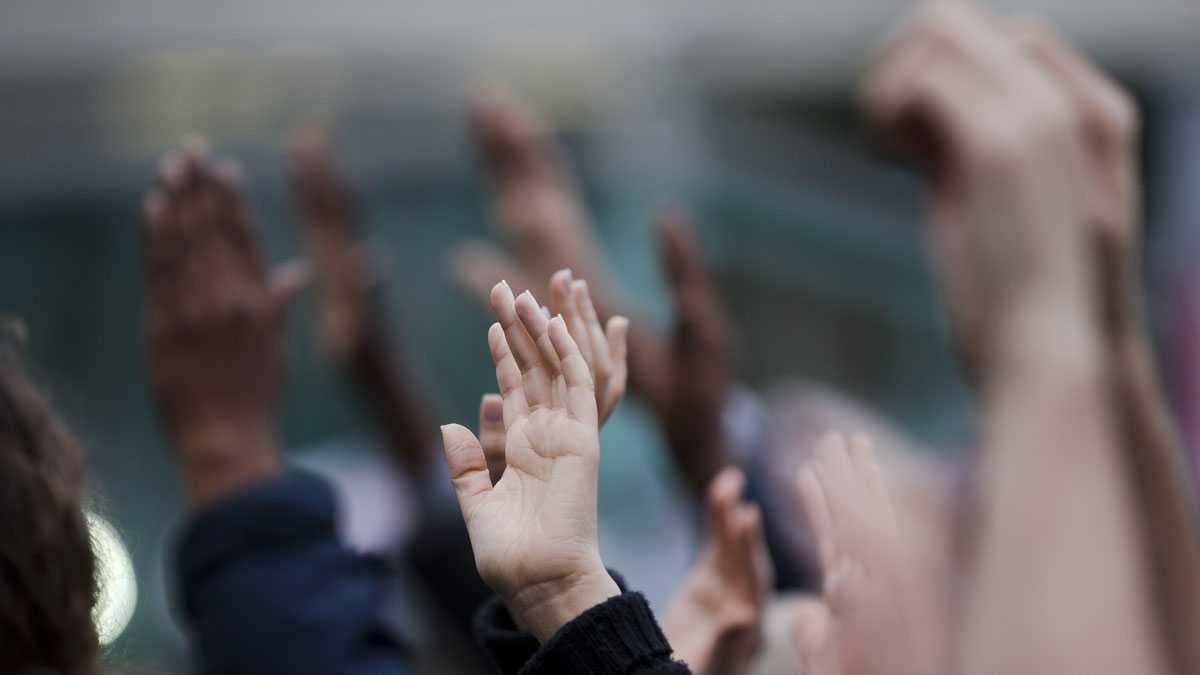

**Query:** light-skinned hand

left=454, top=90, right=738, bottom=498
left=664, top=467, right=773, bottom=675
left=453, top=90, right=676, bottom=419
left=440, top=281, right=621, bottom=642
left=477, top=269, right=629, bottom=483
left=862, top=0, right=1096, bottom=374
left=792, top=432, right=928, bottom=675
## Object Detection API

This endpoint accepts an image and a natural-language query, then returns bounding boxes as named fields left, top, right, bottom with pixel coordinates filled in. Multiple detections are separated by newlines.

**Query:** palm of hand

left=471, top=406, right=602, bottom=594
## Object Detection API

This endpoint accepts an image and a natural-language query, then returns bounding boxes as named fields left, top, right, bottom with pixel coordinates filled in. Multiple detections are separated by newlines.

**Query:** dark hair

left=0, top=327, right=101, bottom=675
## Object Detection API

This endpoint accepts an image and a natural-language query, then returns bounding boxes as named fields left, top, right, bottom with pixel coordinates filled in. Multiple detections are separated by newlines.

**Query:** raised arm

left=143, top=139, right=413, bottom=675
left=1011, top=22, right=1200, bottom=674
left=455, top=93, right=740, bottom=497
left=439, top=276, right=689, bottom=674
left=290, top=130, right=437, bottom=476
left=864, top=3, right=1167, bottom=673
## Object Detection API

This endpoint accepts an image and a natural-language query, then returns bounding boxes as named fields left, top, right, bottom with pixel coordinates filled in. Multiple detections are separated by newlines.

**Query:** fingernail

left=484, top=403, right=503, bottom=423
left=500, top=279, right=510, bottom=290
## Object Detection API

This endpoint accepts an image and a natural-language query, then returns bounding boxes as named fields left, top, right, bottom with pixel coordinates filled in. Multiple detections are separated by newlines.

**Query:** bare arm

left=864, top=3, right=1170, bottom=673
left=1010, top=23, right=1200, bottom=672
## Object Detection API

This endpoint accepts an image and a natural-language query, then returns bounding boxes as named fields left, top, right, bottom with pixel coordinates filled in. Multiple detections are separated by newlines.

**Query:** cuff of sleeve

left=176, top=470, right=338, bottom=615
left=474, top=571, right=632, bottom=675
left=525, top=591, right=672, bottom=675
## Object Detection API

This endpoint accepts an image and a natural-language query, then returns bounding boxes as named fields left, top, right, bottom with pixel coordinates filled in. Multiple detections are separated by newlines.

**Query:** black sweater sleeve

left=474, top=573, right=691, bottom=675
left=176, top=471, right=414, bottom=675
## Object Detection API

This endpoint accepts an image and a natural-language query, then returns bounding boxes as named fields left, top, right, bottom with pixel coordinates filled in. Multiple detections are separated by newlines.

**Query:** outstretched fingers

left=515, top=288, right=563, bottom=379
left=546, top=315, right=597, bottom=425
left=605, top=315, right=629, bottom=393
left=451, top=241, right=534, bottom=310
left=491, top=280, right=552, bottom=407
left=707, top=467, right=746, bottom=553
left=488, top=322, right=530, bottom=424
left=572, top=280, right=609, bottom=387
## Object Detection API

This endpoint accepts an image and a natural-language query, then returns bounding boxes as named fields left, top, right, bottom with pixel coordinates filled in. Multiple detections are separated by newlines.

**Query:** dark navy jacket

left=176, top=471, right=413, bottom=675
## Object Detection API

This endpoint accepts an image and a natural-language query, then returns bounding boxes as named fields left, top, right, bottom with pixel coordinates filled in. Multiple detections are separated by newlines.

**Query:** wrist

left=506, top=567, right=621, bottom=643
left=985, top=300, right=1106, bottom=396
left=174, top=423, right=283, bottom=508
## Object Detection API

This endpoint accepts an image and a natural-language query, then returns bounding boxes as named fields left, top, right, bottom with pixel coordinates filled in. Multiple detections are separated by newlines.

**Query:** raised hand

left=664, top=468, right=772, bottom=675
left=454, top=90, right=675, bottom=417
left=142, top=139, right=306, bottom=507
left=546, top=269, right=629, bottom=425
left=792, top=433, right=928, bottom=675
left=1012, top=21, right=1200, bottom=675
left=290, top=129, right=373, bottom=364
left=657, top=211, right=737, bottom=497
left=440, top=282, right=620, bottom=642
left=456, top=91, right=738, bottom=498
left=863, top=6, right=1168, bottom=675
left=290, top=130, right=436, bottom=473
left=476, top=270, right=629, bottom=483
left=862, top=0, right=1095, bottom=374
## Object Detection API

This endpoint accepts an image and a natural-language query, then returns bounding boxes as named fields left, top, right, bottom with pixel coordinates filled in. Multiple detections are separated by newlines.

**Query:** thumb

left=657, top=208, right=710, bottom=298
left=450, top=241, right=531, bottom=309
left=478, top=394, right=507, bottom=484
left=441, top=423, right=493, bottom=521
left=269, top=259, right=312, bottom=308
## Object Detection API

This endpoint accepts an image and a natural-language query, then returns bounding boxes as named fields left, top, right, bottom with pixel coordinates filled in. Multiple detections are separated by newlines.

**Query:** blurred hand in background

left=142, top=139, right=305, bottom=507
left=664, top=467, right=772, bottom=675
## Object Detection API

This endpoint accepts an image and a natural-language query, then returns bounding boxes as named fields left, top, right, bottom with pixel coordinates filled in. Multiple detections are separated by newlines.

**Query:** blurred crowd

left=3, top=1, right=1200, bottom=674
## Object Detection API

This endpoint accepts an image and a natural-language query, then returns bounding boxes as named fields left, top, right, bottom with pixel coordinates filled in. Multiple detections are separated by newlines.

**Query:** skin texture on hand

left=453, top=90, right=738, bottom=499
left=142, top=139, right=306, bottom=508
left=791, top=432, right=929, bottom=675
left=1010, top=21, right=1200, bottom=675
left=864, top=4, right=1166, bottom=674
left=439, top=280, right=621, bottom=643
left=290, top=130, right=436, bottom=475
left=664, top=467, right=773, bottom=675
left=477, top=270, right=629, bottom=484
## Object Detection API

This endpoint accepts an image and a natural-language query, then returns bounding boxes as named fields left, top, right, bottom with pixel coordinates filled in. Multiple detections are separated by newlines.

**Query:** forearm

left=1109, top=290, right=1200, bottom=675
left=346, top=322, right=436, bottom=473
left=962, top=306, right=1165, bottom=675
left=175, top=425, right=283, bottom=509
